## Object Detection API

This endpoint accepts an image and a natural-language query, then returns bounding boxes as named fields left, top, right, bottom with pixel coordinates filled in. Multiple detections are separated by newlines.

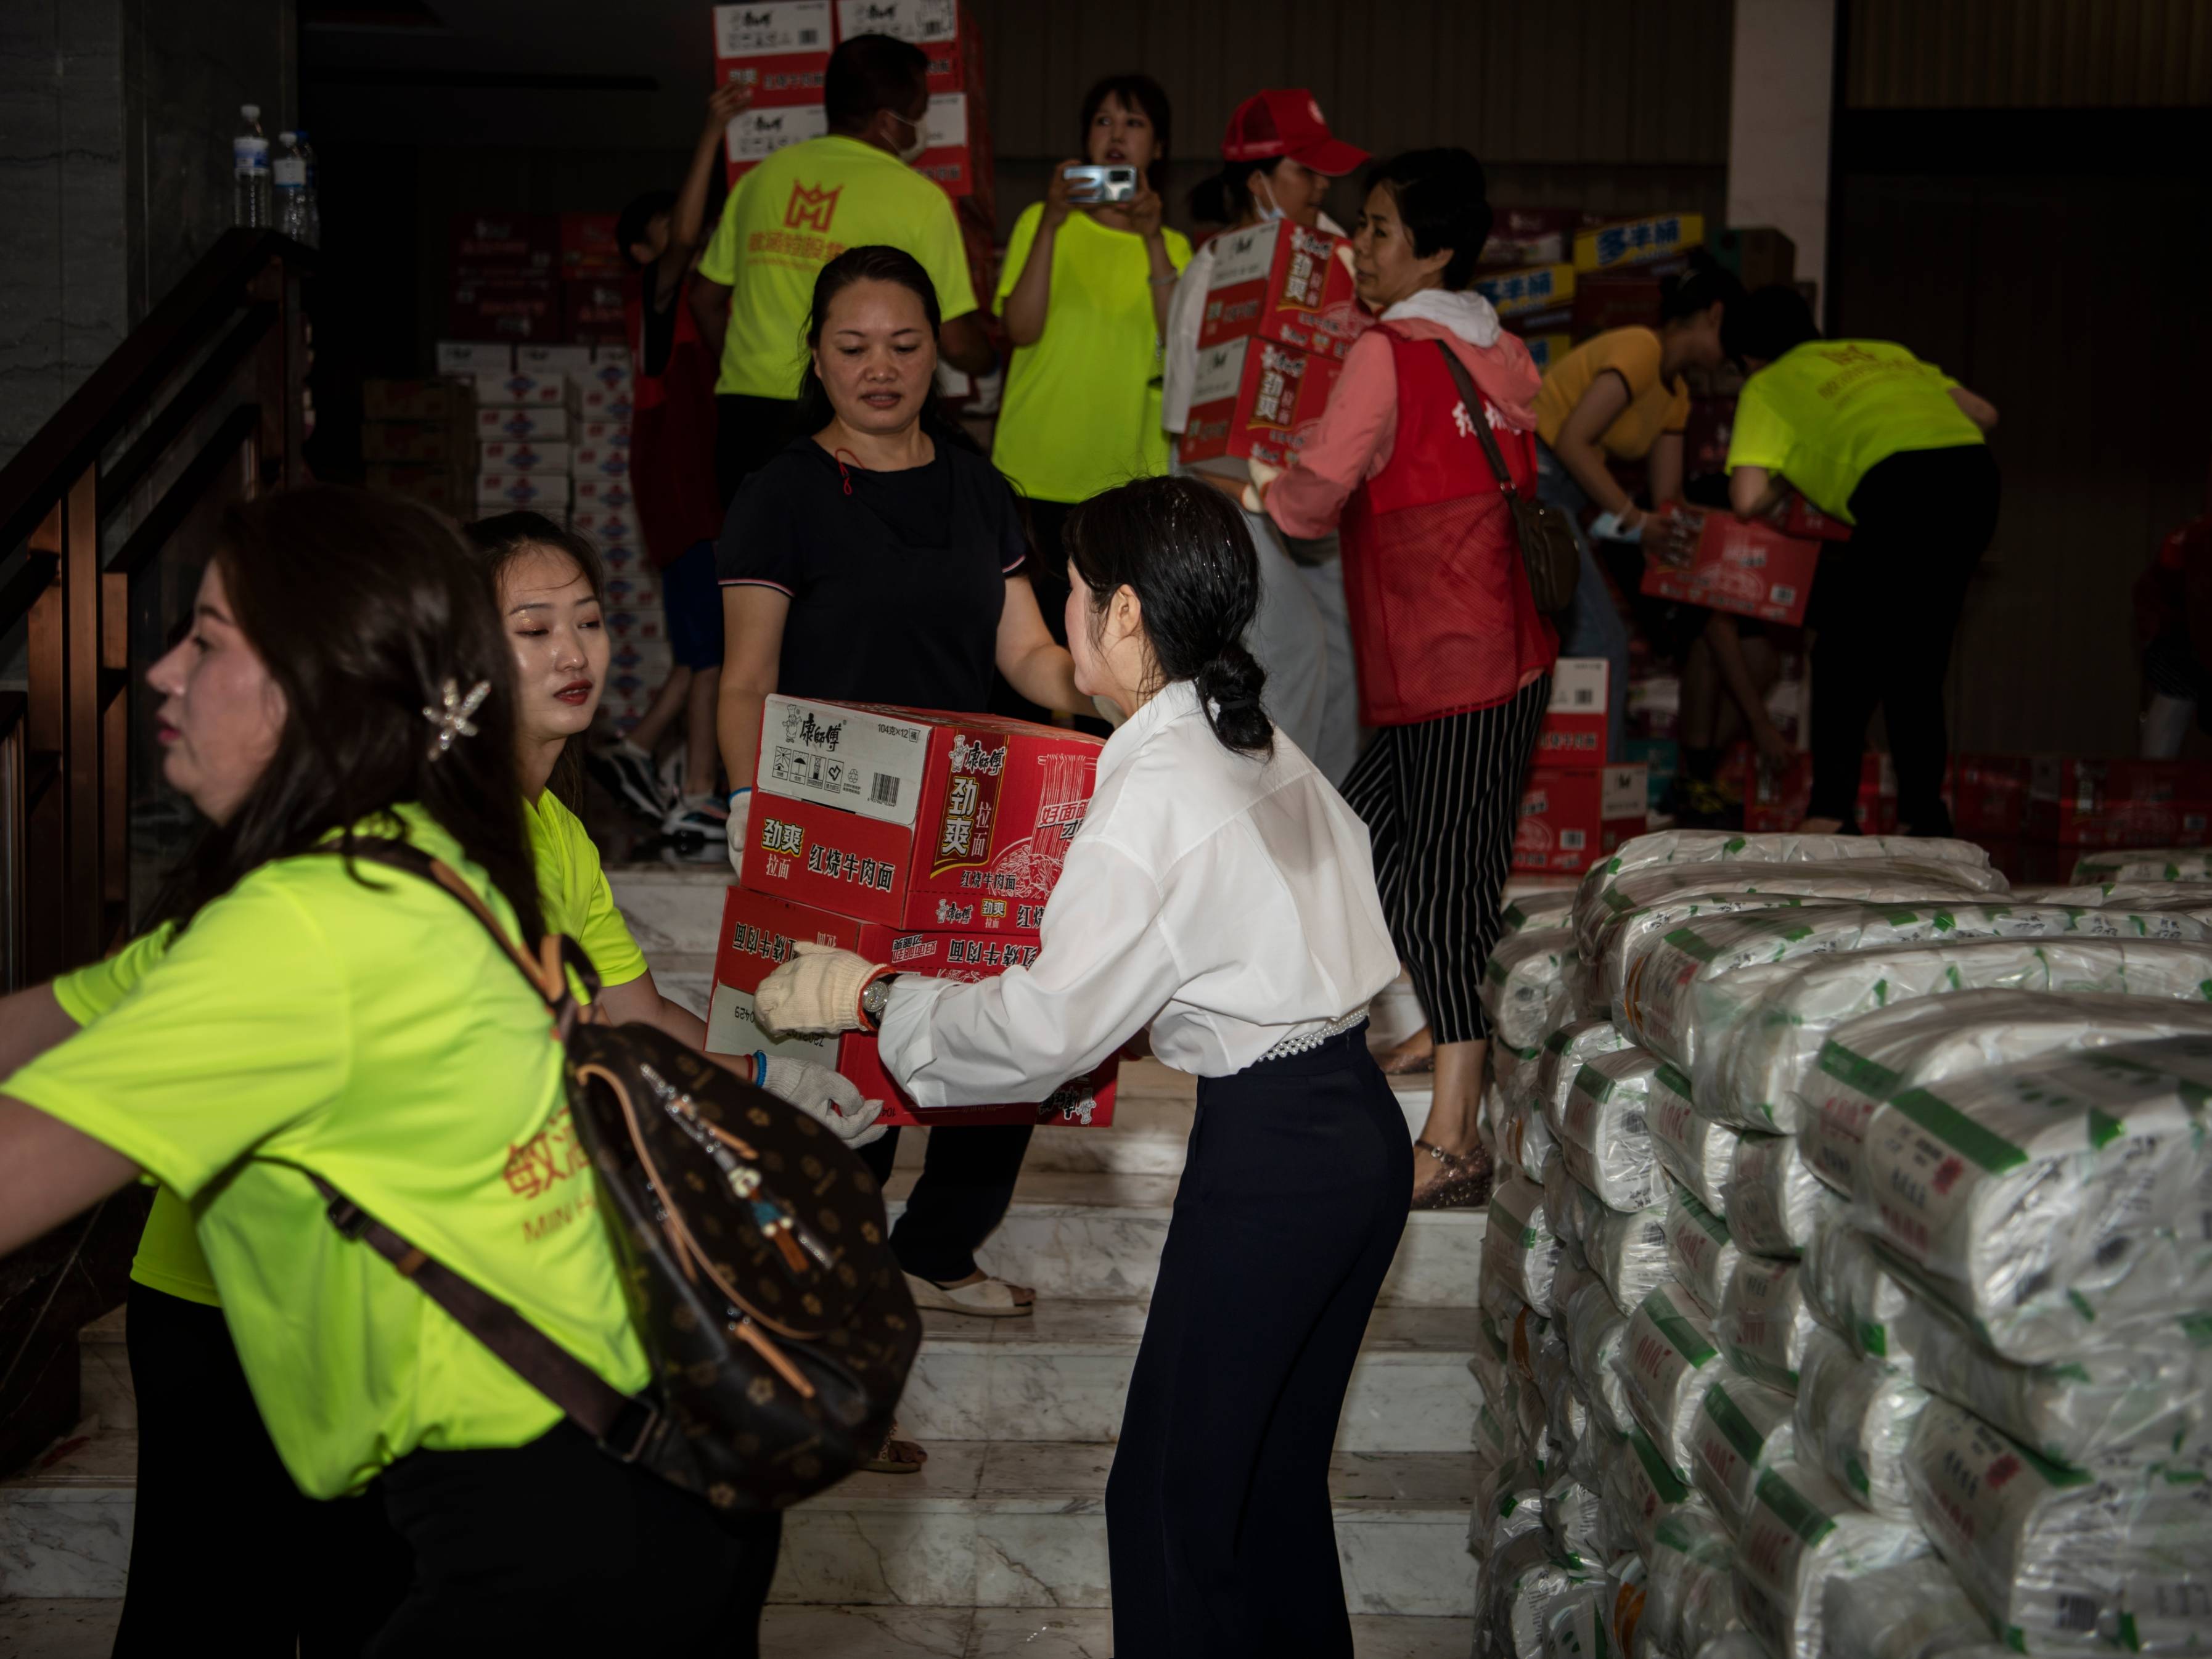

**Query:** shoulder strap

left=310, top=1173, right=660, bottom=1461
left=1432, top=338, right=1524, bottom=501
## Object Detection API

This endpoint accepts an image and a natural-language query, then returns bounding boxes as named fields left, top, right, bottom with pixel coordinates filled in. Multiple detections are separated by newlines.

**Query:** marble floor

left=0, top=1599, right=1473, bottom=1657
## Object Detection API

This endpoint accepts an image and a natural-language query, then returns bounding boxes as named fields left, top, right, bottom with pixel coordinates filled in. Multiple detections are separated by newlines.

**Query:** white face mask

left=888, top=109, right=927, bottom=165
left=1251, top=174, right=1285, bottom=223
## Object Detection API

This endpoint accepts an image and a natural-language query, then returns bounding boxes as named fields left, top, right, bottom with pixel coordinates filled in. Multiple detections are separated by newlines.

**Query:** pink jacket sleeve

left=1262, top=329, right=1400, bottom=539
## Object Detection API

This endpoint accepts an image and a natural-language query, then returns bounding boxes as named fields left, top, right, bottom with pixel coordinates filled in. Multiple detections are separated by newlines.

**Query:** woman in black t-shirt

left=715, top=246, right=1090, bottom=1470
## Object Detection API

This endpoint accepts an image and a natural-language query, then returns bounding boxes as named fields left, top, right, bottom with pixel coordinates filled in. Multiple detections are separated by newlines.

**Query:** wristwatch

left=859, top=972, right=901, bottom=1031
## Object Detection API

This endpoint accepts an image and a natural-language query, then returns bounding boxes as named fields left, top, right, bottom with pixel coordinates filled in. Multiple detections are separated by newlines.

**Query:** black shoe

left=588, top=739, right=671, bottom=821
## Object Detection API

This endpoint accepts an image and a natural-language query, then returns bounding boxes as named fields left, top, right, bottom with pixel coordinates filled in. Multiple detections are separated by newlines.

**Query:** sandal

left=1411, top=1141, right=1493, bottom=1211
left=903, top=1270, right=1035, bottom=1318
left=860, top=1420, right=928, bottom=1475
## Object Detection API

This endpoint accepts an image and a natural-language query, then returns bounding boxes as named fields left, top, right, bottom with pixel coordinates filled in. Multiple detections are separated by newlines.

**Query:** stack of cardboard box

left=360, top=378, right=475, bottom=515
left=451, top=215, right=563, bottom=344
left=1514, top=658, right=1649, bottom=875
left=706, top=695, right=1118, bottom=1129
left=1950, top=756, right=2212, bottom=882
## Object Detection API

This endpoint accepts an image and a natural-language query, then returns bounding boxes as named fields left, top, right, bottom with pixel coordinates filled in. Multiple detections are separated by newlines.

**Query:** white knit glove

left=754, top=1052, right=885, bottom=1148
left=725, top=787, right=752, bottom=877
left=755, top=941, right=885, bottom=1038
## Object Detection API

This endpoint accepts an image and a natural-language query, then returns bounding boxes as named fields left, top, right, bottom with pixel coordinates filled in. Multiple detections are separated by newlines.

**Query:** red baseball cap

left=1221, top=89, right=1368, bottom=178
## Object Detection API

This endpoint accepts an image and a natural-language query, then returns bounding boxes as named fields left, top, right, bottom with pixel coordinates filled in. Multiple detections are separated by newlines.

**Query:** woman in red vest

left=1233, top=147, right=1555, bottom=1208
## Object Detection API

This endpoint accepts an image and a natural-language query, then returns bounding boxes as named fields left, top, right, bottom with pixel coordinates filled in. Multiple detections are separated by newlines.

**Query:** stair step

left=892, top=1169, right=1484, bottom=1308
left=768, top=1444, right=1476, bottom=1617
left=902, top=1301, right=1478, bottom=1453
left=0, top=1597, right=1472, bottom=1657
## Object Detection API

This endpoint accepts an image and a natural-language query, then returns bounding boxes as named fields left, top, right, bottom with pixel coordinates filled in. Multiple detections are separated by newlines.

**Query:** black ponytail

left=1658, top=252, right=1745, bottom=324
left=1065, top=477, right=1274, bottom=760
left=1189, top=158, right=1268, bottom=227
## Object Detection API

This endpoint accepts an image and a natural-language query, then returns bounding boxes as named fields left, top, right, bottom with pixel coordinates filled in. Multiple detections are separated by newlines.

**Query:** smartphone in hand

left=1063, top=164, right=1138, bottom=203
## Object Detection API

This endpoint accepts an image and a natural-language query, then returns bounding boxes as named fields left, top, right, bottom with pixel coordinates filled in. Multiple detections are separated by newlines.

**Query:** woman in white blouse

left=755, top=475, right=1403, bottom=1657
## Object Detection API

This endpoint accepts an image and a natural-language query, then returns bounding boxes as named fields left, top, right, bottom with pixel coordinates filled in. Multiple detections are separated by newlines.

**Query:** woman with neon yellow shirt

left=0, top=490, right=867, bottom=1649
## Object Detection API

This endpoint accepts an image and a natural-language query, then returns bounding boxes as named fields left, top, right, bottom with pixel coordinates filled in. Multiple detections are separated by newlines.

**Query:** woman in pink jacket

left=1226, top=147, right=1555, bottom=1209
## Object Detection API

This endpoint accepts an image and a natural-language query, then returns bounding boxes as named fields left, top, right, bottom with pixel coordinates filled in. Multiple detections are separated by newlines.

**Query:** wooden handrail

left=0, top=228, right=311, bottom=565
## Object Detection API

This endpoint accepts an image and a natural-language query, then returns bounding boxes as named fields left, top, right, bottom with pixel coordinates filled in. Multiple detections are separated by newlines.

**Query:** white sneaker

left=588, top=738, right=672, bottom=821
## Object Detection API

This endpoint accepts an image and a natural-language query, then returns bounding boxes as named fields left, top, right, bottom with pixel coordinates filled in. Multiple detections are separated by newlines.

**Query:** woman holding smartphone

left=752, top=475, right=1403, bottom=1658
left=989, top=73, right=1192, bottom=707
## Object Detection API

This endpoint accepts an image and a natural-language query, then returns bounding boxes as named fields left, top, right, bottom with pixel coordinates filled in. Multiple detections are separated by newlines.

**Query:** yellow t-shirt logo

left=785, top=181, right=842, bottom=233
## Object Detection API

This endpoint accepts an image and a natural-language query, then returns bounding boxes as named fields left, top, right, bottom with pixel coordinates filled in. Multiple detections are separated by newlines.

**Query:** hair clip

left=422, top=678, right=490, bottom=760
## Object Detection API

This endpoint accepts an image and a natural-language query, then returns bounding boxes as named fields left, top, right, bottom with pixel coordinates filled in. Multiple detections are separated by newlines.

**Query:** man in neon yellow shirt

left=1722, top=284, right=2000, bottom=840
left=690, top=32, right=993, bottom=505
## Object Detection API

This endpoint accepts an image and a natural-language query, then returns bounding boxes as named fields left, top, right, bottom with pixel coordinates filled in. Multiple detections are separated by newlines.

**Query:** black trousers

left=1338, top=675, right=1550, bottom=1043
left=1809, top=444, right=2001, bottom=832
left=713, top=393, right=800, bottom=510
left=859, top=1121, right=1033, bottom=1284
left=113, top=1282, right=413, bottom=1658
left=372, top=1422, right=780, bottom=1654
left=1106, top=1028, right=1410, bottom=1658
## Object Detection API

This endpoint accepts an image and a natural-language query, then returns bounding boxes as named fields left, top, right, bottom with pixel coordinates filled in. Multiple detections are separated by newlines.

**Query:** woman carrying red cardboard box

left=1721, top=284, right=2000, bottom=837
left=751, top=475, right=1403, bottom=1659
left=714, top=247, right=1096, bottom=1462
left=1210, top=146, right=1555, bottom=1209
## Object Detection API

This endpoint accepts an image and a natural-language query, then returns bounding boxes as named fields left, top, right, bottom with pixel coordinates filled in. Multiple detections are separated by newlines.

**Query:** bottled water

left=295, top=131, right=320, bottom=248
left=274, top=131, right=309, bottom=242
left=233, top=104, right=270, bottom=228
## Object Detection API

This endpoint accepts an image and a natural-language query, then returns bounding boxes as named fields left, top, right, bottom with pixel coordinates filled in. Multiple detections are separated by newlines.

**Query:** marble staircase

left=0, top=867, right=1483, bottom=1657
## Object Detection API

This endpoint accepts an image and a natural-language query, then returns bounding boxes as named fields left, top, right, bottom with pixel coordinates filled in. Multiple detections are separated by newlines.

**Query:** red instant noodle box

left=740, top=695, right=1104, bottom=931
left=1639, top=505, right=1821, bottom=626
left=705, top=885, right=1118, bottom=1130
left=1196, top=219, right=1367, bottom=360
left=1513, top=764, right=1647, bottom=875
left=1178, top=335, right=1343, bottom=470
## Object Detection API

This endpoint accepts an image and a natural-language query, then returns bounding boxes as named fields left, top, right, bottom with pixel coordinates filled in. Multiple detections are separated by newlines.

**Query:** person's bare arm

left=0, top=1099, right=139, bottom=1256
left=690, top=279, right=732, bottom=364
left=658, top=84, right=753, bottom=309
left=1729, top=464, right=1790, bottom=520
left=716, top=585, right=791, bottom=801
left=1949, top=385, right=1999, bottom=432
left=999, top=165, right=1079, bottom=347
left=1127, top=184, right=1178, bottom=338
left=596, top=970, right=712, bottom=1053
left=1647, top=431, right=1685, bottom=509
left=1553, top=371, right=1640, bottom=522
left=1703, top=611, right=1793, bottom=766
left=939, top=312, right=996, bottom=375
left=995, top=576, right=1086, bottom=713
left=0, top=985, right=81, bottom=1080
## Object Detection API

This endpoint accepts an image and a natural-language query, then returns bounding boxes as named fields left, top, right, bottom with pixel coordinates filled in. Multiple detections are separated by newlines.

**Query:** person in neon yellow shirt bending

left=0, top=488, right=862, bottom=1648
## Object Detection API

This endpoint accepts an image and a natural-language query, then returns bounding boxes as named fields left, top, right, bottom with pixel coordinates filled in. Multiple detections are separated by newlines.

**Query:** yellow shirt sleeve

left=1594, top=327, right=1664, bottom=403
left=528, top=792, right=649, bottom=990
left=1726, top=374, right=1793, bottom=475
left=5, top=878, right=349, bottom=1201
left=51, top=924, right=176, bottom=1025
left=915, top=189, right=978, bottom=321
left=996, top=202, right=1044, bottom=308
left=697, top=173, right=748, bottom=287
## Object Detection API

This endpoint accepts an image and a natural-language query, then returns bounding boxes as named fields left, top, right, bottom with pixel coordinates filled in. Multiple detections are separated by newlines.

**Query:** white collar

left=1096, top=678, right=1205, bottom=787
left=1382, top=287, right=1502, bottom=348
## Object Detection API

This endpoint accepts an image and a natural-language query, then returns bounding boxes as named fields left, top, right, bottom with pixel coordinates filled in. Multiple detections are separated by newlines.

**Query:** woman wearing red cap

left=1212, top=147, right=1554, bottom=1210
left=1165, top=88, right=1369, bottom=785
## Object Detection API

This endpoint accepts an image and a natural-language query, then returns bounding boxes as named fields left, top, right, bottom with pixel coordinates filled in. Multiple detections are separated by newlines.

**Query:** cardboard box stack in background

left=707, top=694, right=1118, bottom=1129
left=1515, top=658, right=1649, bottom=875
left=451, top=214, right=562, bottom=343
left=360, top=377, right=475, bottom=514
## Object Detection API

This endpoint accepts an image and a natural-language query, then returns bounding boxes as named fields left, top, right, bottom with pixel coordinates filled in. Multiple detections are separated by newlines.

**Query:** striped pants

left=1339, top=675, right=1550, bottom=1044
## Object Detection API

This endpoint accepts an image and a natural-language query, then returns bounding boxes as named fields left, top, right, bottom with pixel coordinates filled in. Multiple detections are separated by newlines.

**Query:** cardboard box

left=517, top=345, right=596, bottom=376
left=573, top=443, right=631, bottom=480
left=475, top=472, right=570, bottom=510
left=1622, top=736, right=1678, bottom=811
left=723, top=102, right=830, bottom=181
left=1522, top=333, right=1573, bottom=374
left=605, top=605, right=665, bottom=641
left=1177, top=337, right=1342, bottom=471
left=1571, top=271, right=1668, bottom=338
left=451, top=213, right=557, bottom=278
left=1480, top=208, right=1604, bottom=271
left=565, top=278, right=626, bottom=345
left=364, top=462, right=468, bottom=512
left=1512, top=765, right=1647, bottom=875
left=1472, top=263, right=1576, bottom=320
left=449, top=277, right=561, bottom=342
left=435, top=340, right=514, bottom=375
left=742, top=695, right=1104, bottom=930
left=478, top=440, right=571, bottom=475
left=571, top=504, right=643, bottom=539
left=1533, top=658, right=1610, bottom=769
left=712, top=1, right=835, bottom=107
left=2024, top=757, right=2212, bottom=848
left=559, top=212, right=625, bottom=278
left=1946, top=754, right=2029, bottom=836
left=1196, top=219, right=1364, bottom=359
left=603, top=570, right=661, bottom=611
left=1737, top=750, right=1895, bottom=835
left=477, top=404, right=571, bottom=441
left=1779, top=495, right=1852, bottom=542
left=574, top=474, right=635, bottom=512
left=1626, top=674, right=1681, bottom=740
left=908, top=92, right=976, bottom=198
left=361, top=421, right=465, bottom=466
left=1639, top=506, right=1821, bottom=626
left=472, top=371, right=567, bottom=409
left=576, top=365, right=636, bottom=422
left=706, top=886, right=1117, bottom=1130
left=593, top=344, right=633, bottom=368
left=579, top=420, right=631, bottom=448
left=363, top=378, right=470, bottom=423
left=1573, top=213, right=1704, bottom=272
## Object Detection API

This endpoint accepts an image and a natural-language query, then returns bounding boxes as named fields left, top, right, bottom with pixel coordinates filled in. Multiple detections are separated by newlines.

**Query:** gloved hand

left=753, top=1051, right=885, bottom=1148
left=755, top=941, right=887, bottom=1038
left=725, top=787, right=752, bottom=877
